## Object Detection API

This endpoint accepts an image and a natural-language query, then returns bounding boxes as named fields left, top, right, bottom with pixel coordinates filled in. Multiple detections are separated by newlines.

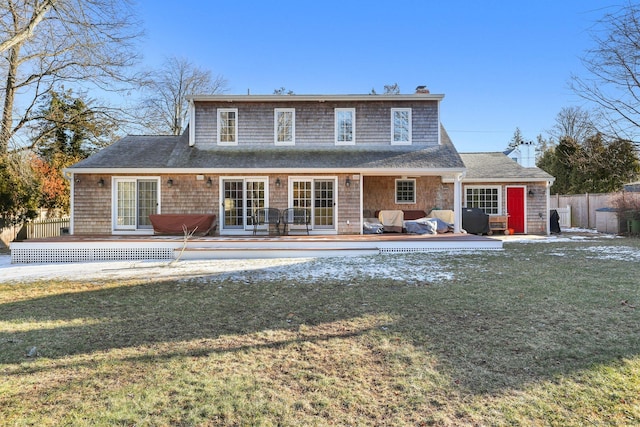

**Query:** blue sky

left=136, top=0, right=613, bottom=152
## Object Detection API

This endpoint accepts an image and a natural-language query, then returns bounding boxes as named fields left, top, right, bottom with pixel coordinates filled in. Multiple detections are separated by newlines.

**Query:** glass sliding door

left=290, top=178, right=335, bottom=231
left=246, top=180, right=266, bottom=227
left=137, top=180, right=157, bottom=229
left=116, top=181, right=136, bottom=229
left=223, top=179, right=244, bottom=229
left=221, top=178, right=267, bottom=233
left=114, top=178, right=158, bottom=231
left=314, top=180, right=334, bottom=229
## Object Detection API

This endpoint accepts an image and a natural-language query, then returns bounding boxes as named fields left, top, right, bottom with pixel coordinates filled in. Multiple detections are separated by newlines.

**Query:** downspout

left=64, top=170, right=74, bottom=235
left=546, top=181, right=551, bottom=235
left=188, top=100, right=196, bottom=147
left=453, top=172, right=464, bottom=233
left=358, top=174, right=363, bottom=235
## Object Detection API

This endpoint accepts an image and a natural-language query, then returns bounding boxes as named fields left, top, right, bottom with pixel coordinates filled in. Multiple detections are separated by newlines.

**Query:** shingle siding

left=73, top=174, right=112, bottom=234
left=363, top=176, right=454, bottom=214
left=194, top=100, right=440, bottom=148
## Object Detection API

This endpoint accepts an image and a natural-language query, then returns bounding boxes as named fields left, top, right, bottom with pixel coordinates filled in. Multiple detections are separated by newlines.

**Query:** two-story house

left=65, top=89, right=469, bottom=236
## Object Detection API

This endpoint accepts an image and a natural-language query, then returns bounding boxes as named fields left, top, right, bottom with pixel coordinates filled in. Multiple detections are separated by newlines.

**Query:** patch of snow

left=577, top=245, right=640, bottom=262
left=0, top=254, right=461, bottom=285
left=0, top=229, right=633, bottom=284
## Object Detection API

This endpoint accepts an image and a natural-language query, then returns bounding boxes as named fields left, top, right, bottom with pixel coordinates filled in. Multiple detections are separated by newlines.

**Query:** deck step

left=10, top=234, right=503, bottom=263
left=175, top=247, right=380, bottom=259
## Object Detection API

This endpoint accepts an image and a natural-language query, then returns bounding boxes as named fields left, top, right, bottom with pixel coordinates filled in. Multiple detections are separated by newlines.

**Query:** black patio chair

left=282, top=208, right=311, bottom=235
left=252, top=207, right=281, bottom=235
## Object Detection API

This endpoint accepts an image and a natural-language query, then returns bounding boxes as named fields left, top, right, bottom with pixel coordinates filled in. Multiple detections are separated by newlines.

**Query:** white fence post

left=26, top=217, right=70, bottom=239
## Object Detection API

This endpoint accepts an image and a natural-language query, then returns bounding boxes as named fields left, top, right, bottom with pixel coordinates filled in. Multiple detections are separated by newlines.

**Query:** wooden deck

left=10, top=233, right=503, bottom=263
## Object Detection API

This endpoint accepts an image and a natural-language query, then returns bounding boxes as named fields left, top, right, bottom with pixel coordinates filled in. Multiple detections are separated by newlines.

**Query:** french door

left=221, top=178, right=267, bottom=233
left=290, top=178, right=335, bottom=231
left=113, top=178, right=158, bottom=231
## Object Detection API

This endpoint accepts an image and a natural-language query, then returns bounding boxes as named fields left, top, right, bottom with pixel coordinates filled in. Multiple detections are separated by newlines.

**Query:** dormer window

left=274, top=108, right=295, bottom=145
left=217, top=108, right=237, bottom=145
left=335, top=108, right=355, bottom=145
left=391, top=108, right=412, bottom=144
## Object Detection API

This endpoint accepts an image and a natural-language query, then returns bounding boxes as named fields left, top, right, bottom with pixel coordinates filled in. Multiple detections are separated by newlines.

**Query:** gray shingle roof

left=460, top=152, right=554, bottom=181
left=70, top=126, right=465, bottom=172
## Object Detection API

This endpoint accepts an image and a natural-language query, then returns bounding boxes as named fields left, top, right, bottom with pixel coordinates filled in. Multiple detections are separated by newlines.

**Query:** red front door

left=506, top=187, right=525, bottom=234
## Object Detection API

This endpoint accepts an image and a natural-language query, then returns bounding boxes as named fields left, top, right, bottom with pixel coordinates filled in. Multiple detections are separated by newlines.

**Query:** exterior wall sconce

left=206, top=177, right=212, bottom=188
left=345, top=177, right=351, bottom=187
left=167, top=178, right=174, bottom=187
left=275, top=178, right=281, bottom=187
left=98, top=178, right=105, bottom=187
left=528, top=189, right=534, bottom=197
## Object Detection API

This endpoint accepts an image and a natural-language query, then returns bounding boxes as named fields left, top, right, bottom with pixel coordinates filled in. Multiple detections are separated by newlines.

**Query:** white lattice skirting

left=11, top=247, right=174, bottom=263
left=378, top=246, right=501, bottom=253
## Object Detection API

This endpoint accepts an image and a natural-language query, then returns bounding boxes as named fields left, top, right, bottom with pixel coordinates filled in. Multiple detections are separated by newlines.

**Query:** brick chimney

left=415, top=85, right=430, bottom=94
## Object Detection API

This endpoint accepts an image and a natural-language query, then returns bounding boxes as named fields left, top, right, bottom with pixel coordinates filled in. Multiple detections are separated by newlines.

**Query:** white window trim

left=217, top=108, right=238, bottom=145
left=395, top=178, right=416, bottom=204
left=464, top=185, right=503, bottom=215
left=111, top=176, right=160, bottom=235
left=274, top=108, right=295, bottom=145
left=391, top=108, right=412, bottom=145
left=334, top=108, right=356, bottom=145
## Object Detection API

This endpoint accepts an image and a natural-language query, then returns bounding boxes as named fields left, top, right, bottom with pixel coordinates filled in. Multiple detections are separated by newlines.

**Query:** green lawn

left=1, top=236, right=640, bottom=426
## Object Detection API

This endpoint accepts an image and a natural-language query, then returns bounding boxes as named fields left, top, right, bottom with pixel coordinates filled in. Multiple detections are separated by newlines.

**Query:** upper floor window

left=465, top=186, right=501, bottom=215
left=217, top=108, right=237, bottom=145
left=392, top=108, right=412, bottom=144
left=335, top=108, right=355, bottom=145
left=395, top=179, right=416, bottom=204
left=274, top=108, right=295, bottom=145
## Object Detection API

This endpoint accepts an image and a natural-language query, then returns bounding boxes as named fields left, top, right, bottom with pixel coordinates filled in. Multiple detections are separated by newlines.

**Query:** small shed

left=595, top=207, right=620, bottom=234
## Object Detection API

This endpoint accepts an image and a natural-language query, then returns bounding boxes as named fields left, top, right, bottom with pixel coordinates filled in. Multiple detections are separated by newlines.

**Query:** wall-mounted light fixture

left=206, top=177, right=212, bottom=188
left=528, top=189, right=534, bottom=197
left=98, top=178, right=105, bottom=187
left=345, top=177, right=351, bottom=187
left=275, top=178, right=281, bottom=187
left=167, top=178, right=174, bottom=187
left=75, top=178, right=80, bottom=184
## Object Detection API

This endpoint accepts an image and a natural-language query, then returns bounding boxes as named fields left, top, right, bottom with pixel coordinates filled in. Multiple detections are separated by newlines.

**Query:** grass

left=1, top=236, right=640, bottom=425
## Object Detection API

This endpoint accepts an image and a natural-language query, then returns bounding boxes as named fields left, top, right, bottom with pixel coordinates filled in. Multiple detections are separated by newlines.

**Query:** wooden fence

left=553, top=206, right=572, bottom=229
left=550, top=192, right=640, bottom=229
left=26, top=217, right=70, bottom=239
left=0, top=217, right=70, bottom=247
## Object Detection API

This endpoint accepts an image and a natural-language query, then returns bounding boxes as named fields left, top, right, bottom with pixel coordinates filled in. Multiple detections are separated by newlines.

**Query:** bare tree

left=383, top=83, right=400, bottom=94
left=0, top=0, right=56, bottom=53
left=370, top=83, right=401, bottom=95
left=547, top=106, right=598, bottom=143
left=570, top=3, right=640, bottom=141
left=0, top=0, right=144, bottom=154
left=141, top=56, right=228, bottom=135
left=273, top=87, right=294, bottom=95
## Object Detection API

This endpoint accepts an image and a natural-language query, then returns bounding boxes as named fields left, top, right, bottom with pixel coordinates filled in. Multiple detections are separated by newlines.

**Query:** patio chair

left=253, top=207, right=281, bottom=235
left=282, top=208, right=311, bottom=235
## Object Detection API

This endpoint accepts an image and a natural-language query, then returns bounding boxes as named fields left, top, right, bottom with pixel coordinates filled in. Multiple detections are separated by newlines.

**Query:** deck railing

left=27, top=217, right=70, bottom=239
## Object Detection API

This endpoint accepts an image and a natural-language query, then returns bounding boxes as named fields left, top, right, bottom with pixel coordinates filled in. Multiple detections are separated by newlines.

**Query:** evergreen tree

left=30, top=89, right=117, bottom=212
left=0, top=154, right=39, bottom=225
left=35, top=89, right=115, bottom=160
left=507, top=127, right=525, bottom=150
left=537, top=134, right=640, bottom=194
